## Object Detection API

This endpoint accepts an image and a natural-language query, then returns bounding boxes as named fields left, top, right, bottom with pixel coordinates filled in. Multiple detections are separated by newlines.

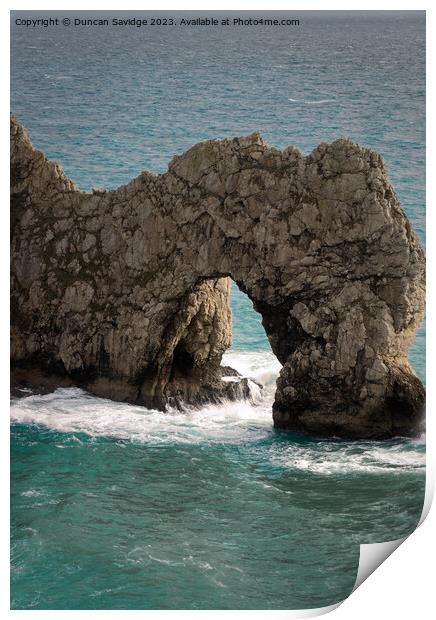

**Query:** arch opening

left=155, top=276, right=283, bottom=412
left=222, top=280, right=282, bottom=391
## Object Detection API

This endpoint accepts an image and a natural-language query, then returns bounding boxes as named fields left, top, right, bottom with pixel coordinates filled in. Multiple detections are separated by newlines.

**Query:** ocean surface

left=11, top=11, right=425, bottom=610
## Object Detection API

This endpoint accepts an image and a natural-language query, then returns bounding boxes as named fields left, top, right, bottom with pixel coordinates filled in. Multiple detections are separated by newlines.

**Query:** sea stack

left=10, top=116, right=425, bottom=438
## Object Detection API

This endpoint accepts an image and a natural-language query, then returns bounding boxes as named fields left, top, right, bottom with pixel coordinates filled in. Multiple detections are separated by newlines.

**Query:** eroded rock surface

left=11, top=116, right=425, bottom=437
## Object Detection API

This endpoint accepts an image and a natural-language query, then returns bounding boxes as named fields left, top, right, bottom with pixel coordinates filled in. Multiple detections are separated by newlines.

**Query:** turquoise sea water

left=11, top=11, right=425, bottom=609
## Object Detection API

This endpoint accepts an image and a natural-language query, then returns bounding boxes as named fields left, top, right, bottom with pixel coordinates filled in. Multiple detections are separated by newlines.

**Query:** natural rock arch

left=11, top=116, right=425, bottom=438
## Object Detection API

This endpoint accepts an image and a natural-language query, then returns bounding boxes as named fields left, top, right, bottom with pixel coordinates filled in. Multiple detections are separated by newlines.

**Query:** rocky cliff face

left=11, top=116, right=425, bottom=438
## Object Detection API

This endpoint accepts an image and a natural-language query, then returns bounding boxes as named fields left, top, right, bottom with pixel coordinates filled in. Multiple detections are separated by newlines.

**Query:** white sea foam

left=10, top=350, right=424, bottom=473
left=10, top=385, right=273, bottom=446
left=288, top=97, right=335, bottom=105
left=124, top=542, right=217, bottom=571
left=222, top=350, right=281, bottom=386
left=273, top=439, right=426, bottom=475
left=21, top=490, right=43, bottom=497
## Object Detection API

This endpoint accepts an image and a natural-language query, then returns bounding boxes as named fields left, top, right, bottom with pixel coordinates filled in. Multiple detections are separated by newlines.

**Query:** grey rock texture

left=11, top=116, right=425, bottom=438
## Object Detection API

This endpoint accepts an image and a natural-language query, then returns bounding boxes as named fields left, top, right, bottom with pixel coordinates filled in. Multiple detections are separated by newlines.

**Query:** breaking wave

left=10, top=345, right=425, bottom=475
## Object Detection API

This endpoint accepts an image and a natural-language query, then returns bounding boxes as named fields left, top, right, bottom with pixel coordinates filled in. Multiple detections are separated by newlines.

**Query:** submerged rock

left=10, top=117, right=425, bottom=438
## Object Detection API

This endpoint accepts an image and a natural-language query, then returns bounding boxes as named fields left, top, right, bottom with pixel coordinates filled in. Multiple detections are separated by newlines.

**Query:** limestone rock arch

left=10, top=116, right=425, bottom=438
